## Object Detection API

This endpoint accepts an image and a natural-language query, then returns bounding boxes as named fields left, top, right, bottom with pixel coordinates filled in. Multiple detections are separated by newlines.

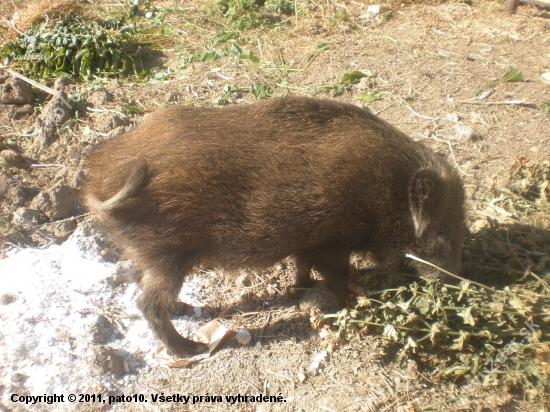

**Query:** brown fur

left=82, top=97, right=465, bottom=357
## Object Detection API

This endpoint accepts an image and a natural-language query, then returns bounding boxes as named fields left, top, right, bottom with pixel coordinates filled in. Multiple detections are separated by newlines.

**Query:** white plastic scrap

left=306, top=351, right=327, bottom=377
left=476, top=89, right=493, bottom=101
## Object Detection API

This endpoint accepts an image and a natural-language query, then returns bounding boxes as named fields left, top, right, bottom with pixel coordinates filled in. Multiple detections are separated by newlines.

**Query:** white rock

left=236, top=329, right=251, bottom=345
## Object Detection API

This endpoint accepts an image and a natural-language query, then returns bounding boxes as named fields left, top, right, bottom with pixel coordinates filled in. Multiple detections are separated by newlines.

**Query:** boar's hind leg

left=312, top=251, right=351, bottom=308
left=137, top=268, right=207, bottom=357
left=174, top=301, right=195, bottom=316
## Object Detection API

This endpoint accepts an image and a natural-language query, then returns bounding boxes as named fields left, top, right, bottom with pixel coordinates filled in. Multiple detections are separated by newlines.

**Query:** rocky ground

left=1, top=0, right=550, bottom=410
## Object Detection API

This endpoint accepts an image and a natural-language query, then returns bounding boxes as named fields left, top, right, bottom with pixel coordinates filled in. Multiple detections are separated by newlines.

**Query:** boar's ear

left=409, top=169, right=439, bottom=237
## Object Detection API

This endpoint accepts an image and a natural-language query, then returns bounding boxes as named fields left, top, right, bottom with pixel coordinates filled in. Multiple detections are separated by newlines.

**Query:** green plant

left=250, top=83, right=272, bottom=98
left=333, top=9, right=350, bottom=21
left=319, top=267, right=550, bottom=403
left=341, top=70, right=371, bottom=82
left=311, top=82, right=349, bottom=97
left=357, top=92, right=381, bottom=103
left=475, top=67, right=526, bottom=97
left=311, top=70, right=372, bottom=97
left=264, top=0, right=295, bottom=15
left=217, top=0, right=291, bottom=29
left=2, top=19, right=147, bottom=80
left=183, top=40, right=259, bottom=64
left=217, top=0, right=262, bottom=30
left=381, top=11, right=394, bottom=23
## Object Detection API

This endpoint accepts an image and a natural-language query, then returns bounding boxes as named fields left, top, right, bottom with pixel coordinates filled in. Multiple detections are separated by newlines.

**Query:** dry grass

left=0, top=0, right=94, bottom=41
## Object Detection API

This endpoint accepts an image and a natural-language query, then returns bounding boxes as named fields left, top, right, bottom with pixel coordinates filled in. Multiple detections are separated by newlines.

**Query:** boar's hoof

left=171, top=339, right=208, bottom=358
left=173, top=301, right=196, bottom=317
left=161, top=317, right=208, bottom=357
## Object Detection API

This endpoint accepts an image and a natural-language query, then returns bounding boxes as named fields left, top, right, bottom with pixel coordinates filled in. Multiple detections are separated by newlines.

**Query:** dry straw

left=1, top=0, right=92, bottom=42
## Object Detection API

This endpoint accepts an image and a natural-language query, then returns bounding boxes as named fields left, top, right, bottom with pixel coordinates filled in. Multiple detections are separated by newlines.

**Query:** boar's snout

left=407, top=229, right=463, bottom=282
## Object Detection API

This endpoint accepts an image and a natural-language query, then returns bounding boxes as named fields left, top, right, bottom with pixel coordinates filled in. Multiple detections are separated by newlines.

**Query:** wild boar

left=83, top=97, right=465, bottom=357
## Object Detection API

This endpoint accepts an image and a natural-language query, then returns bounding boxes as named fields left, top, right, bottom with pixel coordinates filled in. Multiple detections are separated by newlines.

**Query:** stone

left=90, top=315, right=112, bottom=344
left=30, top=184, right=76, bottom=220
left=93, top=112, right=130, bottom=133
left=164, top=91, right=177, bottom=103
left=88, top=88, right=114, bottom=106
left=30, top=90, right=74, bottom=151
left=0, top=78, right=34, bottom=104
left=106, top=261, right=135, bottom=287
left=0, top=150, right=24, bottom=165
left=12, top=207, right=40, bottom=225
left=39, top=90, right=73, bottom=130
left=0, top=294, right=18, bottom=305
left=52, top=219, right=77, bottom=243
left=54, top=76, right=72, bottom=92
left=0, top=172, right=27, bottom=207
left=0, top=103, right=34, bottom=120
left=91, top=345, right=122, bottom=374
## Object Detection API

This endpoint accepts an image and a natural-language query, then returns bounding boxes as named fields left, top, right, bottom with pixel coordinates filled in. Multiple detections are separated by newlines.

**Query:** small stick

left=318, top=406, right=338, bottom=412
left=452, top=100, right=537, bottom=107
left=214, top=71, right=234, bottom=81
left=374, top=101, right=396, bottom=115
left=260, top=368, right=293, bottom=382
left=243, top=279, right=266, bottom=289
left=3, top=241, right=22, bottom=250
left=505, top=231, right=528, bottom=271
left=367, top=387, right=385, bottom=397
left=30, top=163, right=65, bottom=168
left=380, top=390, right=419, bottom=412
left=529, top=270, right=550, bottom=294
left=405, top=253, right=501, bottom=294
left=6, top=68, right=56, bottom=96
left=10, top=118, right=22, bottom=135
left=406, top=105, right=436, bottom=125
left=87, top=107, right=126, bottom=117
left=257, top=312, right=271, bottom=343
left=1, top=132, right=37, bottom=137
left=417, top=133, right=470, bottom=176
left=5, top=69, right=72, bottom=112
left=8, top=206, right=54, bottom=242
left=257, top=39, right=263, bottom=59
left=37, top=213, right=90, bottom=227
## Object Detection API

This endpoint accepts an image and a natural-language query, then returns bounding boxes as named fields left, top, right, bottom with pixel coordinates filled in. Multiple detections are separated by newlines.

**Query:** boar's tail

left=87, top=158, right=148, bottom=212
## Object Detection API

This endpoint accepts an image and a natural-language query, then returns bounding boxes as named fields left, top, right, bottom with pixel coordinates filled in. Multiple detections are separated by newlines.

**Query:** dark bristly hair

left=83, top=97, right=466, bottom=357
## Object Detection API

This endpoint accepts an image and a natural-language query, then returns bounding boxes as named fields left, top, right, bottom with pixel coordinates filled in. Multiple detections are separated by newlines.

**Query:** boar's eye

left=427, top=228, right=452, bottom=248
left=435, top=234, right=451, bottom=248
left=437, top=235, right=449, bottom=245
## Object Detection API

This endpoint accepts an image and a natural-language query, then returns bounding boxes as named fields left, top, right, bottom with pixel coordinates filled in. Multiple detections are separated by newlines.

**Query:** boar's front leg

left=295, top=252, right=316, bottom=288
left=311, top=250, right=351, bottom=307
left=137, top=267, right=207, bottom=357
left=295, top=250, right=351, bottom=308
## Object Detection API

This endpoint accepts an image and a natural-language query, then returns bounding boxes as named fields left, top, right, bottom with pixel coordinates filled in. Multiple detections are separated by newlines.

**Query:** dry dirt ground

left=1, top=0, right=550, bottom=411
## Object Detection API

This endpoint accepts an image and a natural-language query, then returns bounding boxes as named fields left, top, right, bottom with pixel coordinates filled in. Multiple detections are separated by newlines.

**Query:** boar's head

left=404, top=165, right=466, bottom=280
